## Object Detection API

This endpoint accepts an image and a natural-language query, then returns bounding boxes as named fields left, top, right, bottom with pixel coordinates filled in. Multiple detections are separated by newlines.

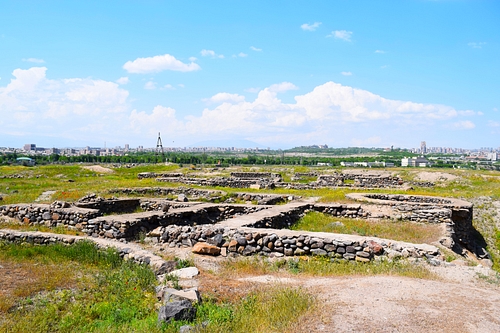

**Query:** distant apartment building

left=420, top=141, right=427, bottom=154
left=23, top=143, right=36, bottom=151
left=401, top=157, right=431, bottom=167
left=340, top=161, right=395, bottom=168
left=487, top=152, right=498, bottom=161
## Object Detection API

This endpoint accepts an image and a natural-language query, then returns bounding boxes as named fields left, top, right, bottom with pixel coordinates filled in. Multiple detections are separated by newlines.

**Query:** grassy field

left=291, top=211, right=442, bottom=244
left=0, top=241, right=314, bottom=333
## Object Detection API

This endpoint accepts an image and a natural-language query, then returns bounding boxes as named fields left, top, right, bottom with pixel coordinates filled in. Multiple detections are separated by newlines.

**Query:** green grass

left=220, top=255, right=437, bottom=280
left=0, top=241, right=160, bottom=333
left=196, top=286, right=314, bottom=333
left=291, top=211, right=441, bottom=244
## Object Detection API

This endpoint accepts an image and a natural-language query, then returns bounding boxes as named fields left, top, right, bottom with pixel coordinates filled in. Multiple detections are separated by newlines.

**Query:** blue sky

left=1, top=0, right=499, bottom=149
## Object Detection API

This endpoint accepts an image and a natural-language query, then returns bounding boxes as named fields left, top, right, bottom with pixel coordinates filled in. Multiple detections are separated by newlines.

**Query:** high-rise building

left=23, top=144, right=36, bottom=151
left=420, top=141, right=427, bottom=154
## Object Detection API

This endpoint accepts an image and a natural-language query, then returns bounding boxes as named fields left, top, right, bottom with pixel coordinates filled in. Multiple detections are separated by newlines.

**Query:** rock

left=428, top=258, right=441, bottom=266
left=42, top=212, right=51, bottom=220
left=439, top=237, right=454, bottom=248
left=355, top=256, right=370, bottom=262
left=192, top=242, right=221, bottom=256
left=158, top=300, right=196, bottom=324
left=177, top=194, right=188, bottom=202
left=367, top=240, right=384, bottom=255
left=209, top=233, right=224, bottom=247
left=310, top=249, right=327, bottom=256
left=228, top=239, right=238, bottom=252
left=169, top=267, right=199, bottom=279
left=155, top=261, right=177, bottom=275
left=179, top=325, right=194, bottom=333
left=157, top=286, right=201, bottom=303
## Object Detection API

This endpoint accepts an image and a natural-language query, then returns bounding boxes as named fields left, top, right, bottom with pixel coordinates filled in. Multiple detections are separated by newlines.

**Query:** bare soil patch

left=413, top=171, right=459, bottom=183
left=82, top=165, right=114, bottom=173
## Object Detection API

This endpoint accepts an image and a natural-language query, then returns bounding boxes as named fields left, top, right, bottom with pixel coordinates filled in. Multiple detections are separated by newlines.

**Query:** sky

left=0, top=0, right=499, bottom=150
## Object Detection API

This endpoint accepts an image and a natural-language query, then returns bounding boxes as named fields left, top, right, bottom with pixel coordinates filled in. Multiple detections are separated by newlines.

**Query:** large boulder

left=158, top=300, right=196, bottom=324
left=192, top=242, right=221, bottom=256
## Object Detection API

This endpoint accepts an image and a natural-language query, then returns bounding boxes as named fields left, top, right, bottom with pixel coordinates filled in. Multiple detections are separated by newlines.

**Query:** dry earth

left=81, top=165, right=114, bottom=173
left=412, top=171, right=459, bottom=183
left=152, top=244, right=500, bottom=333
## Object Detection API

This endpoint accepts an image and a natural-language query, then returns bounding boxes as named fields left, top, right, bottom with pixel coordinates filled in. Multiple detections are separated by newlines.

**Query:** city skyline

left=1, top=1, right=499, bottom=149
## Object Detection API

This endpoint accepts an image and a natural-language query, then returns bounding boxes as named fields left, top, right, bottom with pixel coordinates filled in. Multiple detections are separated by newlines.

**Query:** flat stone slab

left=169, top=267, right=199, bottom=279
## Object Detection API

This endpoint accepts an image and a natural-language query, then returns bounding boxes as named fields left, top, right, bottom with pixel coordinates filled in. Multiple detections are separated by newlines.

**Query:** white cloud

left=189, top=56, right=198, bottom=62
left=178, top=84, right=185, bottom=88
left=494, top=107, right=498, bottom=112
left=381, top=65, right=389, bottom=69
left=450, top=120, right=475, bottom=129
left=238, top=52, right=248, bottom=57
left=0, top=67, right=129, bottom=141
left=201, top=49, right=224, bottom=59
left=468, top=42, right=486, bottom=49
left=245, top=87, right=261, bottom=93
left=328, top=30, right=353, bottom=41
left=341, top=71, right=352, bottom=76
left=22, top=58, right=45, bottom=63
left=144, top=81, right=156, bottom=90
left=250, top=46, right=262, bottom=52
left=301, top=22, right=322, bottom=31
left=116, top=77, right=129, bottom=85
left=375, top=50, right=385, bottom=54
left=162, top=84, right=175, bottom=90
left=0, top=70, right=480, bottom=148
left=203, top=92, right=245, bottom=104
left=268, top=82, right=299, bottom=93
left=488, top=120, right=500, bottom=127
left=123, top=54, right=200, bottom=73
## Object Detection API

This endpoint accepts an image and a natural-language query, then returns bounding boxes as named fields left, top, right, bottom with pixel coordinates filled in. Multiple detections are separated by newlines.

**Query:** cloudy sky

left=1, top=0, right=499, bottom=149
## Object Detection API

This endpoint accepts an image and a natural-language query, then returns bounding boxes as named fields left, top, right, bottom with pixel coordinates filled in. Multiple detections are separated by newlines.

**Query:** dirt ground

left=81, top=165, right=114, bottom=173
left=157, top=245, right=500, bottom=333
left=412, top=171, right=459, bottom=183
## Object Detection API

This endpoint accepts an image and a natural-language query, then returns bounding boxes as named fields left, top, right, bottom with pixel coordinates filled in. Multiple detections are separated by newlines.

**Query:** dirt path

left=232, top=264, right=500, bottom=333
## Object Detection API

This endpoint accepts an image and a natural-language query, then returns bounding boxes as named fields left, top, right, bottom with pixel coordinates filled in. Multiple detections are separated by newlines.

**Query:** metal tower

left=156, top=132, right=164, bottom=157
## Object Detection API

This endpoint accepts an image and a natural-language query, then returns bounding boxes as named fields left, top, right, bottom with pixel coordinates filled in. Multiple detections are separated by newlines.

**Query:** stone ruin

left=1, top=185, right=490, bottom=326
left=1, top=185, right=486, bottom=264
left=137, top=171, right=434, bottom=190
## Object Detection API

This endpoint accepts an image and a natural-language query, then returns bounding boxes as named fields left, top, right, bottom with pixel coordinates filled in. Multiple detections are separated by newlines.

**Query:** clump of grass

left=220, top=255, right=436, bottom=280
left=175, top=257, right=194, bottom=269
left=292, top=211, right=441, bottom=244
left=197, top=286, right=314, bottom=333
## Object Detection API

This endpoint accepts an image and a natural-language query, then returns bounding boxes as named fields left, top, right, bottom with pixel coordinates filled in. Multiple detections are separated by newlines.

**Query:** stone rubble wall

left=74, top=198, right=141, bottom=214
left=109, top=186, right=225, bottom=199
left=147, top=225, right=440, bottom=262
left=0, top=204, right=100, bottom=229
left=229, top=172, right=283, bottom=182
left=346, top=193, right=482, bottom=258
left=316, top=174, right=403, bottom=188
left=77, top=204, right=270, bottom=240
left=0, top=230, right=171, bottom=275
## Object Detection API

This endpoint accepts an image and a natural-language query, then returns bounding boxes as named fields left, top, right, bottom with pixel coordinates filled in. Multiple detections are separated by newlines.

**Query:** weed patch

left=292, top=211, right=441, bottom=244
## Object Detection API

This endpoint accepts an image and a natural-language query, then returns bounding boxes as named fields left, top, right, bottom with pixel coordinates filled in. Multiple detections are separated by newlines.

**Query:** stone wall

left=0, top=204, right=100, bottom=229
left=148, top=225, right=440, bottom=261
left=346, top=193, right=483, bottom=258
left=0, top=229, right=171, bottom=274
left=138, top=171, right=421, bottom=190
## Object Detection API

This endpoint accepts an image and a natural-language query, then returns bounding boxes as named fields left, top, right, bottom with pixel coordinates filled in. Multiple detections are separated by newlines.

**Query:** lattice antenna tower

left=156, top=132, right=164, bottom=157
